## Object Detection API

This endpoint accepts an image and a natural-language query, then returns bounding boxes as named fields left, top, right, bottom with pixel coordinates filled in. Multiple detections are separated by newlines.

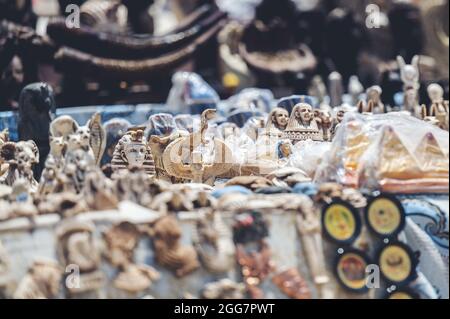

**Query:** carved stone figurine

left=149, top=215, right=200, bottom=277
left=193, top=211, right=235, bottom=274
left=397, top=55, right=420, bottom=113
left=13, top=259, right=63, bottom=299
left=18, top=83, right=56, bottom=177
left=0, top=140, right=39, bottom=192
left=111, top=129, right=156, bottom=177
left=427, top=83, right=449, bottom=130
left=56, top=220, right=104, bottom=296
left=264, top=107, right=290, bottom=137
left=283, top=103, right=323, bottom=143
left=296, top=197, right=333, bottom=299
left=366, top=85, right=385, bottom=114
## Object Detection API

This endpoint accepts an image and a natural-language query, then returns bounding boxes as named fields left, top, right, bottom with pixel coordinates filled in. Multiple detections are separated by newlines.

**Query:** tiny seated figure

left=366, top=86, right=385, bottom=114
left=283, top=103, right=323, bottom=143
left=428, top=83, right=449, bottom=130
left=111, top=129, right=156, bottom=177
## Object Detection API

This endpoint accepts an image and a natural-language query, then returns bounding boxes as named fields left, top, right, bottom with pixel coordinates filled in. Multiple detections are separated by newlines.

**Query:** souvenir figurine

left=328, top=72, right=344, bottom=108
left=202, top=279, right=246, bottom=299
left=82, top=170, right=118, bottom=211
left=427, top=83, right=449, bottom=130
left=193, top=211, right=235, bottom=274
left=113, top=263, right=160, bottom=295
left=272, top=268, right=311, bottom=299
left=264, top=107, right=290, bottom=137
left=348, top=76, right=364, bottom=106
left=18, top=83, right=56, bottom=176
left=56, top=220, right=105, bottom=296
left=296, top=198, right=333, bottom=298
left=50, top=115, right=79, bottom=140
left=111, top=129, right=156, bottom=177
left=149, top=190, right=194, bottom=214
left=13, top=259, right=63, bottom=299
left=0, top=140, right=39, bottom=192
left=397, top=55, right=420, bottom=113
left=149, top=215, right=200, bottom=277
left=87, top=112, right=107, bottom=166
left=404, top=88, right=421, bottom=117
left=101, top=118, right=131, bottom=167
left=284, top=103, right=323, bottom=143
left=366, top=86, right=385, bottom=114
left=316, top=109, right=334, bottom=142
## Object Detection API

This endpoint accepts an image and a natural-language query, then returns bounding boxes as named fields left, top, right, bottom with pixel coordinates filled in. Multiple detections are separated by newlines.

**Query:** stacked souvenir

left=0, top=0, right=448, bottom=300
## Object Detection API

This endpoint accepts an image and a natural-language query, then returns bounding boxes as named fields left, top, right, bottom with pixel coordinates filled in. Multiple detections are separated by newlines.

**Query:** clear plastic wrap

left=223, top=88, right=274, bottom=115
left=174, top=114, right=201, bottom=134
left=289, top=140, right=332, bottom=178
left=315, top=112, right=449, bottom=194
left=146, top=113, right=178, bottom=137
left=166, top=72, right=219, bottom=115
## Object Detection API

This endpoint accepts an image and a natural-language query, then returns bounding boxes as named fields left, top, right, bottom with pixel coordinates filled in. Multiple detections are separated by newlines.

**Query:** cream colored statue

left=283, top=103, right=323, bottom=143
left=111, top=129, right=156, bottom=177
left=366, top=86, right=385, bottom=114
left=428, top=83, right=449, bottom=130
left=296, top=199, right=333, bottom=299
left=265, top=107, right=290, bottom=136
left=13, top=259, right=63, bottom=299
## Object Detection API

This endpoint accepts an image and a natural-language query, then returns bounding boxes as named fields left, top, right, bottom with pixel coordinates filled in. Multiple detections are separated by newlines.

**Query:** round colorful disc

left=322, top=200, right=362, bottom=245
left=334, top=248, right=371, bottom=293
left=365, top=194, right=405, bottom=238
left=377, top=242, right=417, bottom=285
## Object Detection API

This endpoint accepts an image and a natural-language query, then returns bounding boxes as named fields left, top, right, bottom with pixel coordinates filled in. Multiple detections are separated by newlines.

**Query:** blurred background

left=0, top=0, right=448, bottom=110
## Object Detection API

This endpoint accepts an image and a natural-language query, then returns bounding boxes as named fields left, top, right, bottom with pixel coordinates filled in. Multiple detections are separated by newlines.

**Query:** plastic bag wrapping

left=146, top=113, right=178, bottom=137
left=216, top=123, right=255, bottom=165
left=404, top=219, right=449, bottom=299
left=314, top=112, right=449, bottom=194
left=241, top=115, right=267, bottom=141
left=222, top=88, right=274, bottom=116
left=166, top=72, right=219, bottom=115
left=174, top=114, right=201, bottom=134
left=289, top=140, right=332, bottom=178
left=101, top=118, right=131, bottom=166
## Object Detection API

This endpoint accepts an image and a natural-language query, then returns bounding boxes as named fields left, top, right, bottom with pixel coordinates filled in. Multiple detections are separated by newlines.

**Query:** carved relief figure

left=149, top=215, right=200, bottom=277
left=13, top=259, right=62, bottom=299
left=265, top=107, right=289, bottom=136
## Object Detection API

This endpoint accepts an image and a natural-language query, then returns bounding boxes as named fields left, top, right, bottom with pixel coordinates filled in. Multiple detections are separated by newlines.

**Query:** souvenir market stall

left=0, top=0, right=448, bottom=300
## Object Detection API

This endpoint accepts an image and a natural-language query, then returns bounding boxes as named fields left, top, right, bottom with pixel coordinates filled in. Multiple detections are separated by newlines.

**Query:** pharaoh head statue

left=290, top=103, right=314, bottom=127
left=111, top=129, right=155, bottom=176
left=266, top=107, right=289, bottom=131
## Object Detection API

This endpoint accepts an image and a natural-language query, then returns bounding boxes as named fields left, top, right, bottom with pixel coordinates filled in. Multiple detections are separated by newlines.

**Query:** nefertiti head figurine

left=111, top=129, right=155, bottom=176
left=266, top=107, right=289, bottom=133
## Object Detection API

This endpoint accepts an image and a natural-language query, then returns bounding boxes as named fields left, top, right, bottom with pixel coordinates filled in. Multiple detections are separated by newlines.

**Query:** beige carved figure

left=87, top=112, right=106, bottom=166
left=284, top=103, right=322, bottom=143
left=111, top=129, right=156, bottom=176
left=296, top=198, right=333, bottom=299
left=397, top=55, right=420, bottom=91
left=427, top=84, right=449, bottom=130
left=265, top=108, right=289, bottom=136
left=316, top=109, right=333, bottom=142
left=149, top=215, right=200, bottom=277
left=50, top=115, right=79, bottom=140
left=0, top=141, right=39, bottom=192
left=83, top=170, right=118, bottom=211
left=103, top=222, right=141, bottom=267
left=404, top=88, right=421, bottom=117
left=162, top=109, right=233, bottom=184
left=13, top=259, right=62, bottom=299
left=366, top=86, right=385, bottom=114
left=113, top=264, right=160, bottom=294
left=56, top=220, right=104, bottom=294
left=193, top=211, right=235, bottom=274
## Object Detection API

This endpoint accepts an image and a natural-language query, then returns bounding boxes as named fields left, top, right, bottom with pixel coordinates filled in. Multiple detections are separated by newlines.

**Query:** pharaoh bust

left=265, top=107, right=290, bottom=136
left=111, top=129, right=155, bottom=176
left=284, top=103, right=322, bottom=143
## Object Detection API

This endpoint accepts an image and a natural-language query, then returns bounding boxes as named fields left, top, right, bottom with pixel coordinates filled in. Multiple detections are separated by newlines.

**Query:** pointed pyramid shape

left=414, top=132, right=449, bottom=178
left=377, top=126, right=423, bottom=180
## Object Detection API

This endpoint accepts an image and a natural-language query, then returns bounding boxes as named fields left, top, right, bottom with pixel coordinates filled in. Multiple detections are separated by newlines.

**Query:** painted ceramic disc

left=365, top=194, right=405, bottom=238
left=322, top=200, right=361, bottom=245
left=335, top=249, right=371, bottom=293
left=388, top=288, right=419, bottom=299
left=378, top=242, right=417, bottom=285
